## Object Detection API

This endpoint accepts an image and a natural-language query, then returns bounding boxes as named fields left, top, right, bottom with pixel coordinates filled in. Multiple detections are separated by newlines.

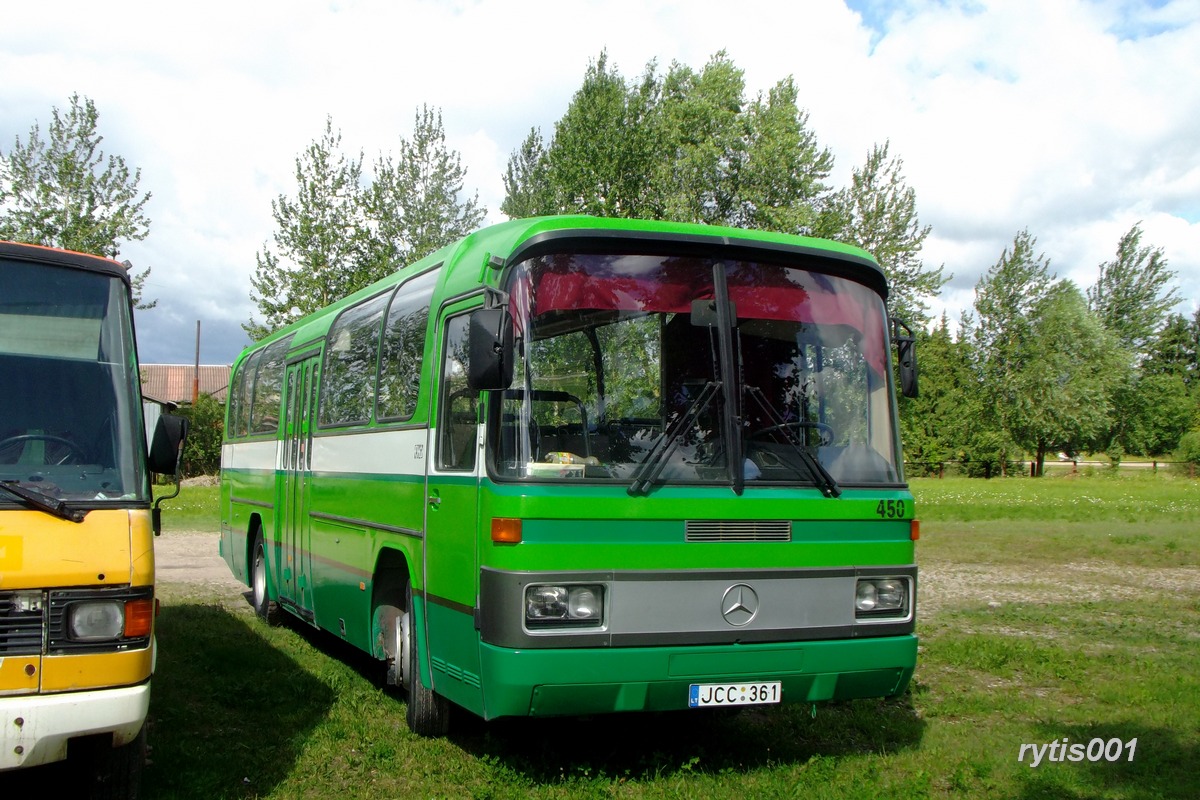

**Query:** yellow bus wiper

left=0, top=480, right=88, bottom=523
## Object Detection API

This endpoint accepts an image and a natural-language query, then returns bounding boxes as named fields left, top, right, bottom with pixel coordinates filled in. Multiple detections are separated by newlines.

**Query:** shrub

left=1175, top=429, right=1200, bottom=466
left=174, top=394, right=225, bottom=477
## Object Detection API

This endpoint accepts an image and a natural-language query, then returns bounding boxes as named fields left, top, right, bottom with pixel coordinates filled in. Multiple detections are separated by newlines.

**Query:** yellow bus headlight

left=69, top=601, right=125, bottom=641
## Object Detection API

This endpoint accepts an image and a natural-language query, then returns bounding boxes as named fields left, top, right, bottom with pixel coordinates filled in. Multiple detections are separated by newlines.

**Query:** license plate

left=688, top=681, right=781, bottom=708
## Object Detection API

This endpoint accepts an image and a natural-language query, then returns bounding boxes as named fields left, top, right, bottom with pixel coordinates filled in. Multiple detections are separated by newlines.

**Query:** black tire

left=75, top=725, right=146, bottom=799
left=251, top=533, right=282, bottom=624
left=402, top=579, right=449, bottom=736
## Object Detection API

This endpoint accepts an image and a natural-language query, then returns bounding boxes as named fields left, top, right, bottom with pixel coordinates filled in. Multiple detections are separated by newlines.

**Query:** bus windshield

left=0, top=257, right=148, bottom=503
left=493, top=252, right=902, bottom=488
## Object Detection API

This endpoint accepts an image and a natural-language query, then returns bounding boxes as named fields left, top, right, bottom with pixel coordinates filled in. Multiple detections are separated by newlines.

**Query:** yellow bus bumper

left=0, top=682, right=149, bottom=771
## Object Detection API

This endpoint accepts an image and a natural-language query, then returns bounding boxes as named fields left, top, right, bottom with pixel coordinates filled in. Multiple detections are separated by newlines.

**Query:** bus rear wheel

left=251, top=534, right=282, bottom=624
left=386, top=579, right=449, bottom=737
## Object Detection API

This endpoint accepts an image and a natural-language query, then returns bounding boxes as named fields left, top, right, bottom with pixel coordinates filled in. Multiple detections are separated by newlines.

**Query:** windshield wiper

left=628, top=381, right=721, bottom=496
left=744, top=387, right=841, bottom=498
left=0, top=480, right=88, bottom=522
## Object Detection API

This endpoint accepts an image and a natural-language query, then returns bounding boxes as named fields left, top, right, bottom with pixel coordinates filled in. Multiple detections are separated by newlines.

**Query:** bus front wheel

left=388, top=579, right=449, bottom=737
left=251, top=534, right=282, bottom=624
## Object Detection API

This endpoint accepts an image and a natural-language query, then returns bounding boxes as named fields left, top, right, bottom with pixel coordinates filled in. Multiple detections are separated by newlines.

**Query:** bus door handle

left=428, top=491, right=441, bottom=508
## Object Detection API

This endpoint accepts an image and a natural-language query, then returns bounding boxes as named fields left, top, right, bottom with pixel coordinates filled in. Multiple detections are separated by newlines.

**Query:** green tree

left=1087, top=225, right=1188, bottom=456
left=364, top=105, right=486, bottom=279
left=1113, top=371, right=1195, bottom=456
left=733, top=76, right=833, bottom=233
left=648, top=52, right=747, bottom=224
left=500, top=128, right=553, bottom=219
left=543, top=52, right=661, bottom=218
left=972, top=232, right=1122, bottom=475
left=246, top=117, right=369, bottom=339
left=1087, top=223, right=1179, bottom=358
left=0, top=93, right=155, bottom=307
left=502, top=51, right=835, bottom=232
left=815, top=141, right=946, bottom=327
left=1143, top=311, right=1199, bottom=390
left=250, top=110, right=485, bottom=339
left=897, top=316, right=985, bottom=474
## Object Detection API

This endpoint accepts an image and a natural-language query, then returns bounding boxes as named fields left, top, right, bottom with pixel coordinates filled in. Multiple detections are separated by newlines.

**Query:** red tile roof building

left=140, top=364, right=231, bottom=405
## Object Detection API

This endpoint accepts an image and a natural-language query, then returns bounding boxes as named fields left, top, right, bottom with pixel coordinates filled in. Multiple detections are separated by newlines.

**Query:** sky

left=3, top=0, right=1198, bottom=368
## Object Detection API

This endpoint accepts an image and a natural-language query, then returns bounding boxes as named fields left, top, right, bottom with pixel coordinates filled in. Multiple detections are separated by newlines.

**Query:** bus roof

left=0, top=240, right=132, bottom=285
left=241, top=216, right=887, bottom=363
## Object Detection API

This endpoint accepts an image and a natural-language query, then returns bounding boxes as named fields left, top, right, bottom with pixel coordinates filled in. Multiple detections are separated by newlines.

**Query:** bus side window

left=437, top=315, right=476, bottom=471
left=250, top=340, right=287, bottom=434
left=233, top=350, right=261, bottom=437
left=320, top=293, right=389, bottom=427
left=377, top=269, right=437, bottom=421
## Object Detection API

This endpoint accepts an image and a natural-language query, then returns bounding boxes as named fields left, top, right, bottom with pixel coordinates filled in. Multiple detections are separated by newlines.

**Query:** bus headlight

left=526, top=584, right=604, bottom=627
left=69, top=601, right=124, bottom=641
left=855, top=578, right=908, bottom=617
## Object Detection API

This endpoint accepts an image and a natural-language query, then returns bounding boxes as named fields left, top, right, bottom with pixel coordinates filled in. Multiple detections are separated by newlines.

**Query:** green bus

left=219, top=216, right=920, bottom=735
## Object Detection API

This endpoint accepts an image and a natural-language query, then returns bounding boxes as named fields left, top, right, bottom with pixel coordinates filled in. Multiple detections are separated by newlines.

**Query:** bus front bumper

left=477, top=634, right=917, bottom=719
left=0, top=683, right=149, bottom=771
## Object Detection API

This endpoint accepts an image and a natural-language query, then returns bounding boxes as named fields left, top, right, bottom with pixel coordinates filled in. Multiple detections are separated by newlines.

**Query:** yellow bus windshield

left=0, top=257, right=149, bottom=505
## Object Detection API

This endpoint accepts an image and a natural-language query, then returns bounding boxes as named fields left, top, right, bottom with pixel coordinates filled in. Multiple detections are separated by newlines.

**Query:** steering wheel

left=0, top=433, right=87, bottom=465
left=749, top=422, right=834, bottom=448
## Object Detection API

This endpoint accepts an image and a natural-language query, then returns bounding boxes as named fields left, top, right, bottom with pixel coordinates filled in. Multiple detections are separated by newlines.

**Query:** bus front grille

left=685, top=520, right=792, bottom=542
left=0, top=591, right=44, bottom=655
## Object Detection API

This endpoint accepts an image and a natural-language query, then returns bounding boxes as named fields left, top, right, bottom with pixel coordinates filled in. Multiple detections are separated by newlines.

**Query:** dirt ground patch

left=918, top=559, right=1199, bottom=616
left=155, top=531, right=248, bottom=598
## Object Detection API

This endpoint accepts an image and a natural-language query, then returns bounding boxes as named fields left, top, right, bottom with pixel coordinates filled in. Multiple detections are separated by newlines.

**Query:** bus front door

left=281, top=357, right=318, bottom=617
left=421, top=311, right=484, bottom=711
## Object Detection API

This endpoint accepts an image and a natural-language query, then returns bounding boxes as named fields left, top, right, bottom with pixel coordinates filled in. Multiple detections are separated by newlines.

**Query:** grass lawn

left=141, top=472, right=1198, bottom=798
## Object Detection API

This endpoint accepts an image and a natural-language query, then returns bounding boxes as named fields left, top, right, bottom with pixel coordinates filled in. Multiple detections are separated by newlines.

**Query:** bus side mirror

left=468, top=308, right=514, bottom=390
left=149, top=413, right=189, bottom=536
left=891, top=318, right=919, bottom=399
left=149, top=413, right=189, bottom=475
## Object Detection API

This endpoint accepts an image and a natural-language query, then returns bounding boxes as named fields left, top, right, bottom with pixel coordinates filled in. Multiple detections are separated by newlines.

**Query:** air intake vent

left=686, top=520, right=791, bottom=542
left=0, top=591, right=44, bottom=655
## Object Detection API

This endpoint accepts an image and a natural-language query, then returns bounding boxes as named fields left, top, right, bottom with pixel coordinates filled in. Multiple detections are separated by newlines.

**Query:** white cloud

left=3, top=0, right=1197, bottom=363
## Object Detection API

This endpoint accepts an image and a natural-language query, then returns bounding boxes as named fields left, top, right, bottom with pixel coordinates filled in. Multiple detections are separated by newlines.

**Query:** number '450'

left=875, top=499, right=906, bottom=519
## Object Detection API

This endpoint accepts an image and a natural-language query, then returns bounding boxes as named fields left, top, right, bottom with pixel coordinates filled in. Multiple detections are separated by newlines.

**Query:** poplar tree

left=816, top=141, right=946, bottom=327
left=0, top=93, right=155, bottom=307
left=365, top=105, right=485, bottom=279
left=246, top=117, right=369, bottom=338
left=249, top=109, right=485, bottom=338
left=501, top=51, right=835, bottom=232
left=972, top=231, right=1122, bottom=474
left=1087, top=223, right=1179, bottom=358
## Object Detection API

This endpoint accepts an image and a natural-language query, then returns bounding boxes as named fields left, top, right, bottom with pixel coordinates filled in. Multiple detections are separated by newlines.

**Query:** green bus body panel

left=478, top=636, right=917, bottom=719
left=220, top=465, right=278, bottom=584
left=425, top=601, right=485, bottom=713
left=476, top=482, right=914, bottom=584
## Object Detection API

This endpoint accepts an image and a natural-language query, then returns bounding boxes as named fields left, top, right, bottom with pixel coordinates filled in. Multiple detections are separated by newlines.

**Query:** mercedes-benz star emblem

left=720, top=583, right=759, bottom=627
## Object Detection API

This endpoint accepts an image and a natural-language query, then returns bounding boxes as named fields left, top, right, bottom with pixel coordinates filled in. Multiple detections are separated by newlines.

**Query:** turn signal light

left=123, top=598, right=155, bottom=638
left=491, top=517, right=522, bottom=544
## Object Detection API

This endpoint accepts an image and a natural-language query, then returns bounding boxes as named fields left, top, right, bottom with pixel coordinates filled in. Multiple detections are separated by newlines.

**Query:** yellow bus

left=0, top=241, right=186, bottom=798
